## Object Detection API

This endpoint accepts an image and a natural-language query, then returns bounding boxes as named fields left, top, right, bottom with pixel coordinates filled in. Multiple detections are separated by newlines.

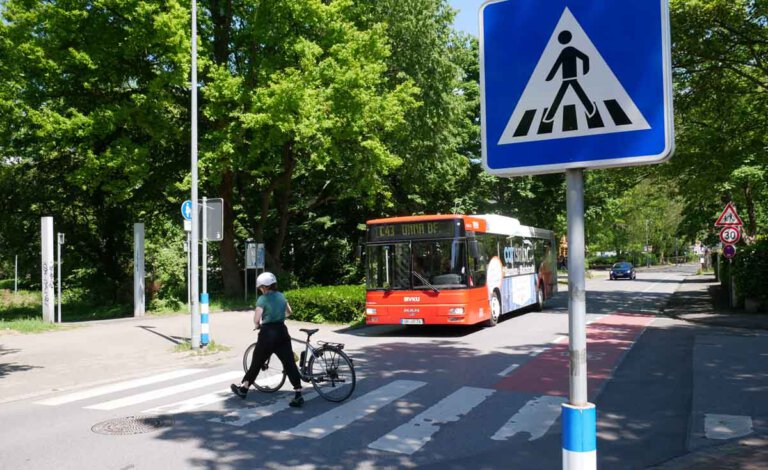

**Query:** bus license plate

left=401, top=319, right=424, bottom=325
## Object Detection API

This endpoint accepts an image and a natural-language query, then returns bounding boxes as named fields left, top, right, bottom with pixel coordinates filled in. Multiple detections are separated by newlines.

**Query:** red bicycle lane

left=495, top=313, right=656, bottom=399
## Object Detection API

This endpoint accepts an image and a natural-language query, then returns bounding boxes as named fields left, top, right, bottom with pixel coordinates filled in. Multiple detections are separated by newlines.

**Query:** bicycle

left=242, top=327, right=356, bottom=402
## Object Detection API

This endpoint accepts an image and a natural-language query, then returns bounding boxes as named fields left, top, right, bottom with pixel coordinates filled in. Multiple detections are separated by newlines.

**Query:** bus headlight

left=448, top=307, right=465, bottom=315
left=366, top=308, right=377, bottom=315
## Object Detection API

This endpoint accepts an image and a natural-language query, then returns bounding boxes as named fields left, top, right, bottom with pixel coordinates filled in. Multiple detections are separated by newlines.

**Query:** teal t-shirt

left=256, top=291, right=288, bottom=324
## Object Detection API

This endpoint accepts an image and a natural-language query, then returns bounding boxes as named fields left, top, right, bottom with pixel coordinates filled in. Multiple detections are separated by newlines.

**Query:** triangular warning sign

left=715, top=202, right=744, bottom=227
left=498, top=8, right=651, bottom=145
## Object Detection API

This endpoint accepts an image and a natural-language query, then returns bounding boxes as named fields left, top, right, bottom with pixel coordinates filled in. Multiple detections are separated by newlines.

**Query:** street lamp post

left=189, top=0, right=201, bottom=350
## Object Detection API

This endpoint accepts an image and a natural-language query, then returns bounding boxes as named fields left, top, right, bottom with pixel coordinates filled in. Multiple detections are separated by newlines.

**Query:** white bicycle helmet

left=256, top=271, right=277, bottom=288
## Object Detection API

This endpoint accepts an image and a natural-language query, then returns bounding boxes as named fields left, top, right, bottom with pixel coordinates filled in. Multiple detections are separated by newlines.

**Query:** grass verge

left=173, top=340, right=231, bottom=355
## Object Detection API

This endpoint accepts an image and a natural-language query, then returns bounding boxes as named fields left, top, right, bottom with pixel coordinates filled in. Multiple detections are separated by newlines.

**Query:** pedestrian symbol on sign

left=543, top=30, right=595, bottom=122
left=498, top=8, right=651, bottom=145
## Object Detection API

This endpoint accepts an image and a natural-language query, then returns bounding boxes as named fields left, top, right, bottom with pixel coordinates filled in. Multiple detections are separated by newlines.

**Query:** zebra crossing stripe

left=35, top=369, right=205, bottom=406
left=209, top=391, right=320, bottom=427
left=142, top=389, right=231, bottom=416
left=284, top=380, right=426, bottom=439
left=491, top=395, right=565, bottom=441
left=85, top=371, right=242, bottom=410
left=368, top=386, right=495, bottom=455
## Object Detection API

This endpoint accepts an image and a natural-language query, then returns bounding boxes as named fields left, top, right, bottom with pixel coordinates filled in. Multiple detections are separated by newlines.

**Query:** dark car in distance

left=610, top=262, right=636, bottom=280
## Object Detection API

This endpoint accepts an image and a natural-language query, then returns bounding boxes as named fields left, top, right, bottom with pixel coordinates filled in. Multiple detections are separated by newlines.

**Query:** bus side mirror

left=469, top=240, right=479, bottom=259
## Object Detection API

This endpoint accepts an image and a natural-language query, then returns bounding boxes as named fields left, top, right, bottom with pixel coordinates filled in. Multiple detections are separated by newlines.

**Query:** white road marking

left=491, top=395, right=566, bottom=441
left=85, top=371, right=242, bottom=410
left=497, top=363, right=520, bottom=377
left=143, top=389, right=231, bottom=415
left=284, top=380, right=426, bottom=439
left=209, top=392, right=320, bottom=427
left=35, top=369, right=205, bottom=406
left=705, top=414, right=753, bottom=440
left=369, top=386, right=495, bottom=455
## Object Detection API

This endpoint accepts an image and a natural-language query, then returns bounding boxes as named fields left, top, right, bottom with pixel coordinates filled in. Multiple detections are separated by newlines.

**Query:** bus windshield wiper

left=411, top=271, right=439, bottom=293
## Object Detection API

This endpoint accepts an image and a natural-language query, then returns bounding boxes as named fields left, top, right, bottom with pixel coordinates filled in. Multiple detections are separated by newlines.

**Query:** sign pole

left=186, top=232, right=191, bottom=313
left=202, top=196, right=207, bottom=294
left=189, top=0, right=201, bottom=350
left=563, top=169, right=596, bottom=469
left=14, top=255, right=18, bottom=294
left=201, top=196, right=209, bottom=346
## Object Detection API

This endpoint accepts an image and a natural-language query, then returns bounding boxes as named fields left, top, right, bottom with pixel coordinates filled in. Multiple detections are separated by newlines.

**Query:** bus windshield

left=366, top=240, right=467, bottom=290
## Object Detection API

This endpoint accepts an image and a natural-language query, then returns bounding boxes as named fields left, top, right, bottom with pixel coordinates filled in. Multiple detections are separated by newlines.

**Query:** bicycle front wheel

left=243, top=343, right=287, bottom=393
left=307, top=347, right=356, bottom=402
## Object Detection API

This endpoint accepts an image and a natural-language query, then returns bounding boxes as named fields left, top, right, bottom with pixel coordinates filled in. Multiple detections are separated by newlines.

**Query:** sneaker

left=230, top=384, right=248, bottom=399
left=289, top=393, right=304, bottom=408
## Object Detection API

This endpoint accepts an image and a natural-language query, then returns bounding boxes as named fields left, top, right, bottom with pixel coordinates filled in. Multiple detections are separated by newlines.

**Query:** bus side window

left=470, top=235, right=495, bottom=287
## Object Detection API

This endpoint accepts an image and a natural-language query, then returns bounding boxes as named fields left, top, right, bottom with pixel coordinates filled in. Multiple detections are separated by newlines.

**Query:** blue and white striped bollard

left=562, top=402, right=596, bottom=470
left=200, top=292, right=209, bottom=346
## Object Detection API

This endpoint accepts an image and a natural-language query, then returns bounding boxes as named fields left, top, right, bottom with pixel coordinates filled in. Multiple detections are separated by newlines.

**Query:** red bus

left=364, top=214, right=557, bottom=326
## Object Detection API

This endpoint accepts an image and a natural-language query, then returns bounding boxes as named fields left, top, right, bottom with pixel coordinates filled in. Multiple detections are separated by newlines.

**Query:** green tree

left=0, top=0, right=190, bottom=299
left=668, top=0, right=768, bottom=239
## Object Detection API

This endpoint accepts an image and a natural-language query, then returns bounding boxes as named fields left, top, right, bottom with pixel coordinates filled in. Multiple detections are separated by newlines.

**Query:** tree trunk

left=270, top=142, right=296, bottom=272
left=219, top=170, right=242, bottom=296
left=743, top=184, right=757, bottom=238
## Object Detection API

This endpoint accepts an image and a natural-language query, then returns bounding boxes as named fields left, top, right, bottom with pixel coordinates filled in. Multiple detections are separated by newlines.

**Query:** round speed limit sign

left=719, top=226, right=741, bottom=245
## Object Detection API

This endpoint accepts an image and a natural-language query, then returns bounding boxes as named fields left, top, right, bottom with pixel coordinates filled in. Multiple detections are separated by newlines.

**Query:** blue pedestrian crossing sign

left=480, top=1, right=674, bottom=176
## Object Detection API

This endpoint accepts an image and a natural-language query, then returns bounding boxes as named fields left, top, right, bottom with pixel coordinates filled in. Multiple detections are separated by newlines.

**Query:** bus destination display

left=367, top=220, right=460, bottom=242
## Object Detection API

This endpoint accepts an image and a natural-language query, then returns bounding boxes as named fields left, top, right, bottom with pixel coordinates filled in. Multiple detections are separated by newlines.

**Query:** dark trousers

left=243, top=322, right=302, bottom=389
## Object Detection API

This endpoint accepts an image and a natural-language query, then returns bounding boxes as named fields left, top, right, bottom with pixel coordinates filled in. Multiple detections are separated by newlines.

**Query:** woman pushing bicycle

left=230, top=272, right=304, bottom=407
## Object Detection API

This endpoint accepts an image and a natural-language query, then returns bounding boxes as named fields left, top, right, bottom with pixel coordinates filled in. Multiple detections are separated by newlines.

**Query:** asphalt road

left=1, top=264, right=766, bottom=469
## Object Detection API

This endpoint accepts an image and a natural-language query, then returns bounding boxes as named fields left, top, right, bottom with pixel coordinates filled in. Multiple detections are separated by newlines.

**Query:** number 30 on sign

left=720, top=227, right=741, bottom=245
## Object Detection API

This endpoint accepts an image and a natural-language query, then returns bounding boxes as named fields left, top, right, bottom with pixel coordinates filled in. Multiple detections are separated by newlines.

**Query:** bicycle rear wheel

left=307, top=347, right=356, bottom=402
left=242, top=343, right=287, bottom=393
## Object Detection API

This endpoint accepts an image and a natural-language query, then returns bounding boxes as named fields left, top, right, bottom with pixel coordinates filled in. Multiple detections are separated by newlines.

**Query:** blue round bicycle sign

left=181, top=200, right=193, bottom=221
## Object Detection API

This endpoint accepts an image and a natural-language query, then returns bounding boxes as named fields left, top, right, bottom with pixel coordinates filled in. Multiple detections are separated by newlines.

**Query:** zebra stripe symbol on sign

left=498, top=8, right=650, bottom=145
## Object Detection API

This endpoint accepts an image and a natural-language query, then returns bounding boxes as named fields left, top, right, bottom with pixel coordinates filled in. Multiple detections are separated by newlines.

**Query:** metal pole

left=566, top=169, right=587, bottom=405
left=14, top=255, right=18, bottom=294
left=190, top=0, right=201, bottom=350
left=244, top=269, right=248, bottom=302
left=57, top=235, right=62, bottom=323
left=563, top=169, right=596, bottom=469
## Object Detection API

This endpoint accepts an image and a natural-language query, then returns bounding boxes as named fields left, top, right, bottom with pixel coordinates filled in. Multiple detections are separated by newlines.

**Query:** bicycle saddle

left=300, top=328, right=319, bottom=336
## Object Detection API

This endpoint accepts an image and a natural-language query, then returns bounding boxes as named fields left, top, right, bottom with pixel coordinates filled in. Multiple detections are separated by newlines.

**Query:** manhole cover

left=91, top=415, right=173, bottom=435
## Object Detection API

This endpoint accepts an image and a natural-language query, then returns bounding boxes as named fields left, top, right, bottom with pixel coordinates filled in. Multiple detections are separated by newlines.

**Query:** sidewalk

left=652, top=274, right=768, bottom=469
left=0, top=311, right=349, bottom=405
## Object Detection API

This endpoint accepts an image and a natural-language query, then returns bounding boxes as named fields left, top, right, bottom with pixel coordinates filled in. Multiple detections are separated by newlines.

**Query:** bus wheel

left=486, top=293, right=501, bottom=327
left=534, top=284, right=544, bottom=312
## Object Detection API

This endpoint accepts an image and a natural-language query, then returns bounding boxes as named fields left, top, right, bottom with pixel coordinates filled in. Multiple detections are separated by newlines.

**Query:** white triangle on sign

left=498, top=7, right=651, bottom=145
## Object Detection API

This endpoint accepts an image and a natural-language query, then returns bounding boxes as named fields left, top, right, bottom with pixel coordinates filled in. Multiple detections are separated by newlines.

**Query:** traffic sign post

left=719, top=227, right=741, bottom=245
left=715, top=202, right=744, bottom=227
left=479, top=2, right=672, bottom=468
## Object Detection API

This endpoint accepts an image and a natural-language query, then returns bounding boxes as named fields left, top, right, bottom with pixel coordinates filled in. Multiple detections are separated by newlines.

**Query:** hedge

left=285, top=285, right=366, bottom=324
left=731, top=239, right=768, bottom=307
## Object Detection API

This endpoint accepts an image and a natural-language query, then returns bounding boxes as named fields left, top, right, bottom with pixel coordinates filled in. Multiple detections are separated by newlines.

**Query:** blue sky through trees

left=449, top=0, right=484, bottom=36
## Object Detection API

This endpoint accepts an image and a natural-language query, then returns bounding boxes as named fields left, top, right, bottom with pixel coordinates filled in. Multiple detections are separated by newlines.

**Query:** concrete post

left=41, top=217, right=55, bottom=323
left=134, top=223, right=145, bottom=317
